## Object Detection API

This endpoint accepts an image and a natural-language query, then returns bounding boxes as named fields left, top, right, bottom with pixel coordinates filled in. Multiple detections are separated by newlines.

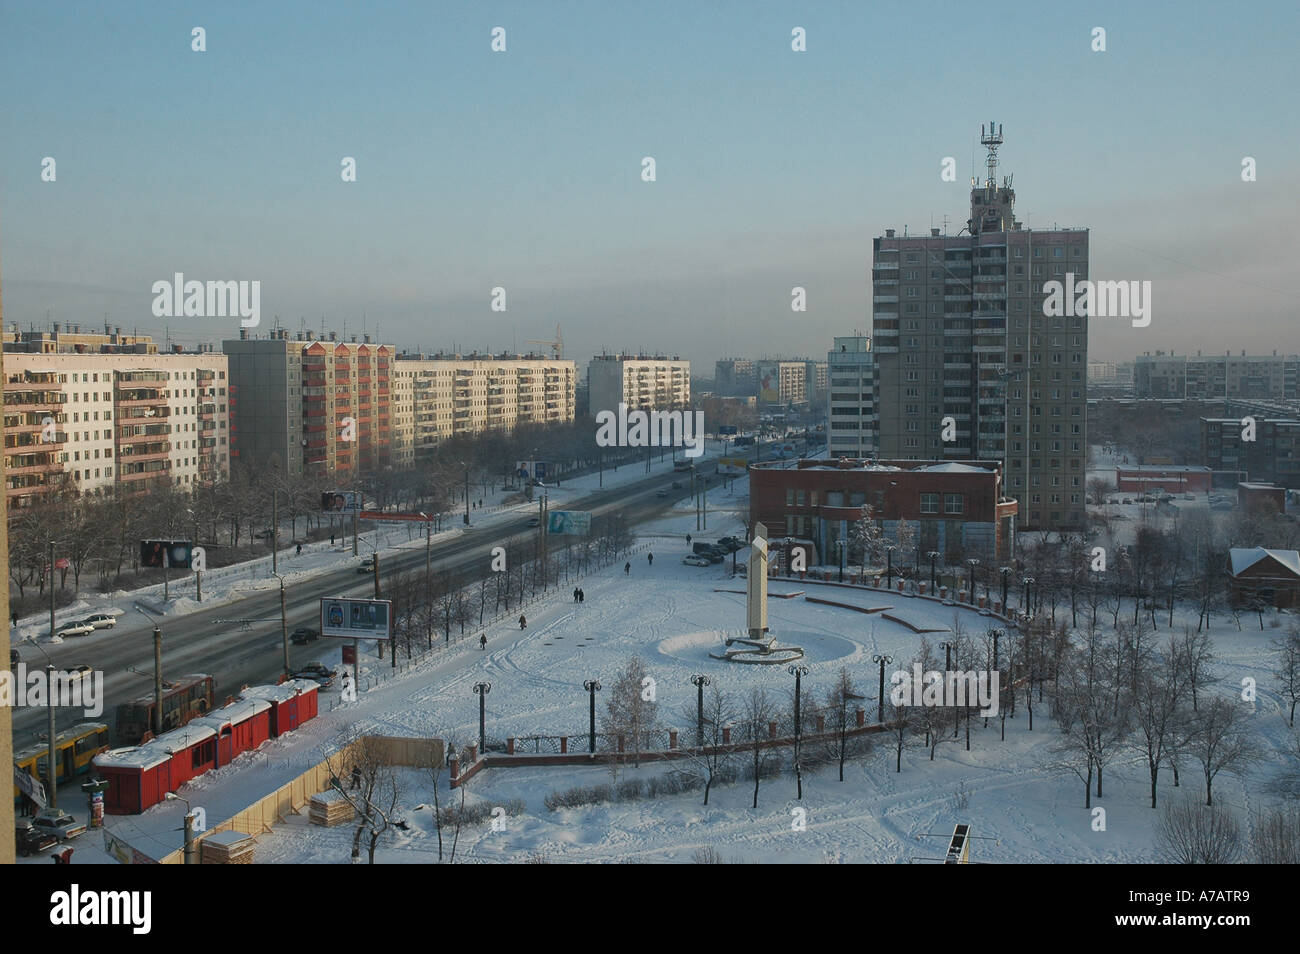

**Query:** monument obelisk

left=746, top=522, right=769, bottom=638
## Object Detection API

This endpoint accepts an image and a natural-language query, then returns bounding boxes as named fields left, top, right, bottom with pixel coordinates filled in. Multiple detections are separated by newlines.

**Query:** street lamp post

left=473, top=682, right=491, bottom=754
left=939, top=640, right=954, bottom=717
left=690, top=674, right=710, bottom=748
left=837, top=539, right=847, bottom=583
left=1023, top=576, right=1035, bottom=617
left=584, top=680, right=601, bottom=753
left=872, top=653, right=893, bottom=722
left=928, top=551, right=939, bottom=591
left=135, top=604, right=166, bottom=739
left=788, top=664, right=809, bottom=799
left=272, top=573, right=290, bottom=677
left=967, top=558, right=980, bottom=603
left=23, top=635, right=59, bottom=810
left=886, top=545, right=896, bottom=589
left=1000, top=566, right=1011, bottom=611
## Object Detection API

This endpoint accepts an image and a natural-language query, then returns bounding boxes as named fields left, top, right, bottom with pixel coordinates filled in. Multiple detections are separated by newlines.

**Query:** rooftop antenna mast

left=980, top=120, right=1003, bottom=191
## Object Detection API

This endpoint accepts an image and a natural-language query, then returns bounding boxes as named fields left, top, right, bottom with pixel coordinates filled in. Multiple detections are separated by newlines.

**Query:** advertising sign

left=545, top=510, right=591, bottom=535
left=717, top=457, right=748, bottom=475
left=322, top=491, right=363, bottom=514
left=140, top=540, right=193, bottom=569
left=320, top=597, right=392, bottom=640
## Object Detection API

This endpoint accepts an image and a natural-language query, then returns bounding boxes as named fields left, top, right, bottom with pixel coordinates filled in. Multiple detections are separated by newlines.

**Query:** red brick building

left=1115, top=464, right=1212, bottom=494
left=748, top=458, right=1018, bottom=566
left=1238, top=482, right=1286, bottom=515
left=1228, top=547, right=1300, bottom=608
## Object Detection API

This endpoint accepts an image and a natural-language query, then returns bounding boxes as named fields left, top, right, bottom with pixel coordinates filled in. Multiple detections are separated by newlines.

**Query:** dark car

left=298, top=661, right=334, bottom=679
left=716, top=537, right=743, bottom=552
left=704, top=548, right=726, bottom=564
left=527, top=516, right=540, bottom=528
left=291, top=627, right=320, bottom=645
left=9, top=648, right=18, bottom=670
left=291, top=669, right=334, bottom=689
left=16, top=823, right=58, bottom=857
left=655, top=489, right=670, bottom=498
left=671, top=481, right=684, bottom=490
left=357, top=557, right=375, bottom=574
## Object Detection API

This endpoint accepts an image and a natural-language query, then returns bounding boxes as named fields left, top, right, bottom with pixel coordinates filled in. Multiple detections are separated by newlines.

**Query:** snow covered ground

left=65, top=482, right=1293, bottom=864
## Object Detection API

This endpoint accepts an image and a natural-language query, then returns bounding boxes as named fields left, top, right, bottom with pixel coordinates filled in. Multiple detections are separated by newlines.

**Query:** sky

left=2, top=0, right=1297, bottom=373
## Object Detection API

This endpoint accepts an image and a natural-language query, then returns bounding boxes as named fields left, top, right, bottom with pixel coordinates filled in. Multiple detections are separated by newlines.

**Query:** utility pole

left=464, top=465, right=470, bottom=526
left=153, top=625, right=163, bottom=736
left=691, top=674, right=710, bottom=748
left=271, top=490, right=280, bottom=575
left=584, top=680, right=601, bottom=753
left=425, top=517, right=433, bottom=651
left=277, top=576, right=289, bottom=677
left=352, top=484, right=360, bottom=557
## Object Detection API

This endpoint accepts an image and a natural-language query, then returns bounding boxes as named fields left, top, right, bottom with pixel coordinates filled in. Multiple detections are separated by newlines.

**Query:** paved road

left=10, top=456, right=753, bottom=748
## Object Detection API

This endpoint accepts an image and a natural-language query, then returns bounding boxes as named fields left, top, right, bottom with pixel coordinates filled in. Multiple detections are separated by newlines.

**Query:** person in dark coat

left=519, top=614, right=527, bottom=629
left=686, top=534, right=691, bottom=546
left=350, top=766, right=362, bottom=790
left=296, top=543, right=303, bottom=556
left=624, top=562, right=630, bottom=574
left=578, top=588, right=584, bottom=603
left=480, top=634, right=487, bottom=650
left=648, top=552, right=653, bottom=566
left=574, top=588, right=580, bottom=602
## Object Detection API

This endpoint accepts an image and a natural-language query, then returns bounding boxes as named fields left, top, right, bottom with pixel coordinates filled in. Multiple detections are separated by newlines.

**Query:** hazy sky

left=2, top=0, right=1297, bottom=373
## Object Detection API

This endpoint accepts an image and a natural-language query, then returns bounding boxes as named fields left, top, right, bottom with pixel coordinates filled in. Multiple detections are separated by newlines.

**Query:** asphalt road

left=10, top=453, right=756, bottom=748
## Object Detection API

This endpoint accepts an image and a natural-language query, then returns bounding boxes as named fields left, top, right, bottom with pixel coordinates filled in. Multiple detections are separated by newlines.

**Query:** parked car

left=290, top=626, right=320, bottom=645
left=716, top=537, right=743, bottom=552
left=291, top=669, right=334, bottom=689
left=9, top=648, right=19, bottom=670
left=357, top=557, right=375, bottom=574
left=16, top=823, right=58, bottom=857
left=1121, top=498, right=1133, bottom=505
left=656, top=489, right=670, bottom=498
left=692, top=542, right=716, bottom=556
left=1183, top=493, right=1195, bottom=500
left=682, top=555, right=710, bottom=567
left=299, top=661, right=334, bottom=679
left=31, top=809, right=87, bottom=842
left=671, top=481, right=684, bottom=490
left=527, top=516, right=540, bottom=528
left=80, top=613, right=117, bottom=629
left=51, top=621, right=95, bottom=638
left=704, top=549, right=726, bottom=564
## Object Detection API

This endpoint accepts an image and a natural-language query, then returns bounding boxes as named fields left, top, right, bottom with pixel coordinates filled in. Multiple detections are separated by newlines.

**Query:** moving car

left=299, top=661, right=334, bottom=679
left=9, top=648, right=19, bottom=670
left=16, top=823, right=58, bottom=857
left=527, top=516, right=540, bottom=528
left=716, top=537, right=743, bottom=552
left=80, top=614, right=117, bottom=629
left=290, top=626, right=321, bottom=645
left=51, top=620, right=95, bottom=638
left=682, top=555, right=710, bottom=567
left=671, top=481, right=684, bottom=490
left=58, top=665, right=94, bottom=684
left=357, top=557, right=375, bottom=574
left=30, top=808, right=87, bottom=842
left=655, top=489, right=670, bottom=498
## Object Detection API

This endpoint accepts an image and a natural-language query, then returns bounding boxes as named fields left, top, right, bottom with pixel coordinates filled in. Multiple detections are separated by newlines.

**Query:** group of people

left=572, top=587, right=586, bottom=602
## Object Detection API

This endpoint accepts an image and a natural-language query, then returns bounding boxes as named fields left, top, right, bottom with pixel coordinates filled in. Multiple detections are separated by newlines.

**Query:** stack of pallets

left=201, top=830, right=255, bottom=865
left=309, top=789, right=355, bottom=827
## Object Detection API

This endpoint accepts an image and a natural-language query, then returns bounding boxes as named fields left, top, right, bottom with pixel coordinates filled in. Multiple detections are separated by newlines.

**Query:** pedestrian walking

left=480, top=634, right=487, bottom=650
left=648, top=552, right=654, bottom=566
left=10, top=610, right=17, bottom=628
left=350, top=766, right=362, bottom=790
left=296, top=543, right=303, bottom=556
left=686, top=534, right=692, bottom=546
left=519, top=614, right=527, bottom=629
left=330, top=533, right=336, bottom=545
left=624, top=562, right=630, bottom=575
left=573, top=588, right=580, bottom=602
left=578, top=588, right=584, bottom=603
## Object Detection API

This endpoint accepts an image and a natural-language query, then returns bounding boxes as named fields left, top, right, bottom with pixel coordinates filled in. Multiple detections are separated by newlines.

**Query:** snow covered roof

left=1116, top=464, right=1212, bottom=473
left=192, top=697, right=270, bottom=732
left=240, top=680, right=319, bottom=704
left=151, top=723, right=216, bottom=752
left=1228, top=547, right=1300, bottom=576
left=914, top=462, right=993, bottom=473
left=94, top=745, right=172, bottom=772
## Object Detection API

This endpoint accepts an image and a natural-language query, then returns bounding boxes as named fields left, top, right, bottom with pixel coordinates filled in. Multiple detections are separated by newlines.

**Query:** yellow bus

left=14, top=722, right=110, bottom=806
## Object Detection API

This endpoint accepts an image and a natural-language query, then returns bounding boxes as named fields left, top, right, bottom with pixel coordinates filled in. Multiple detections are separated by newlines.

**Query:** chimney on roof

left=364, top=334, right=371, bottom=344
left=329, top=332, right=337, bottom=342
left=885, top=229, right=895, bottom=238
left=52, top=322, right=60, bottom=334
left=307, top=330, right=314, bottom=341
left=930, top=228, right=940, bottom=237
left=73, top=324, right=80, bottom=334
left=351, top=336, right=357, bottom=343
left=239, top=328, right=248, bottom=340
left=116, top=326, right=122, bottom=337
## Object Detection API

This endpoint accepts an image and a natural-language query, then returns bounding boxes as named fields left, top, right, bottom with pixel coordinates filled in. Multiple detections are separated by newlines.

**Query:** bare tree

left=1272, top=624, right=1300, bottom=727
left=1154, top=797, right=1242, bottom=864
left=1186, top=697, right=1256, bottom=807
left=823, top=667, right=867, bottom=781
left=601, top=656, right=658, bottom=768
left=324, top=731, right=401, bottom=864
left=1174, top=625, right=1217, bottom=713
left=1250, top=805, right=1300, bottom=864
left=739, top=686, right=778, bottom=809
left=677, top=683, right=735, bottom=806
left=1128, top=641, right=1182, bottom=809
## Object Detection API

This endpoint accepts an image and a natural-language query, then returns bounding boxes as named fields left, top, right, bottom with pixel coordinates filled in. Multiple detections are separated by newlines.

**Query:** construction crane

left=525, top=323, right=563, bottom=360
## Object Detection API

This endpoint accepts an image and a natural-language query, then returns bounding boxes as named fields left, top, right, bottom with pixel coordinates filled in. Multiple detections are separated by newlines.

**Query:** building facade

left=755, top=359, right=806, bottom=406
left=871, top=126, right=1088, bottom=531
left=827, top=335, right=875, bottom=458
left=587, top=354, right=690, bottom=414
left=393, top=353, right=576, bottom=463
left=1201, top=416, right=1300, bottom=488
left=1135, top=351, right=1300, bottom=400
left=715, top=358, right=756, bottom=396
left=749, top=458, right=1017, bottom=566
left=3, top=337, right=230, bottom=507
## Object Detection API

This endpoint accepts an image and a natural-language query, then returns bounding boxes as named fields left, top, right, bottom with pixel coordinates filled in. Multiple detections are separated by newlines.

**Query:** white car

left=80, top=614, right=117, bottom=629
left=682, top=555, right=711, bottom=567
left=52, top=621, right=95, bottom=638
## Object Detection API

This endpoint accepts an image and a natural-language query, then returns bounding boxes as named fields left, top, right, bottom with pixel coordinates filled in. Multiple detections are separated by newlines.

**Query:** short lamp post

left=836, top=540, right=847, bottom=583
left=1023, top=576, right=1035, bottom=617
left=690, top=674, right=710, bottom=748
left=886, top=545, right=897, bottom=589
left=1000, top=566, right=1012, bottom=610
left=927, top=551, right=940, bottom=591
left=788, top=664, right=810, bottom=799
left=967, top=559, right=980, bottom=603
left=165, top=792, right=198, bottom=865
left=583, top=680, right=601, bottom=753
left=472, top=682, right=491, bottom=755
left=872, top=654, right=893, bottom=722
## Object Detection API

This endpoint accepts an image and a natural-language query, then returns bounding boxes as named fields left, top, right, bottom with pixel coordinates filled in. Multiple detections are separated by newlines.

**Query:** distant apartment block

left=588, top=354, right=690, bottom=413
left=392, top=352, right=576, bottom=464
left=827, top=335, right=875, bottom=458
left=756, top=359, right=806, bottom=406
left=223, top=330, right=393, bottom=478
left=3, top=327, right=229, bottom=507
left=1136, top=351, right=1300, bottom=400
left=870, top=124, right=1088, bottom=531
left=714, top=358, right=756, bottom=396
left=1201, top=416, right=1300, bottom=488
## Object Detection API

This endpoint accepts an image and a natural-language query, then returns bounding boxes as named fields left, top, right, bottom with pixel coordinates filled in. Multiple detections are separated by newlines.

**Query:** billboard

left=140, top=540, right=193, bottom=569
left=322, top=491, right=363, bottom=514
left=320, top=597, right=393, bottom=640
left=717, top=457, right=748, bottom=475
left=515, top=460, right=548, bottom=481
left=546, top=510, right=591, bottom=535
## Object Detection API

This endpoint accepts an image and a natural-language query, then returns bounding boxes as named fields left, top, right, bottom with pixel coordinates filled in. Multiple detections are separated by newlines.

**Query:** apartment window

left=795, top=490, right=806, bottom=507
left=920, top=493, right=940, bottom=514
left=786, top=489, right=795, bottom=506
left=944, top=494, right=963, bottom=514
